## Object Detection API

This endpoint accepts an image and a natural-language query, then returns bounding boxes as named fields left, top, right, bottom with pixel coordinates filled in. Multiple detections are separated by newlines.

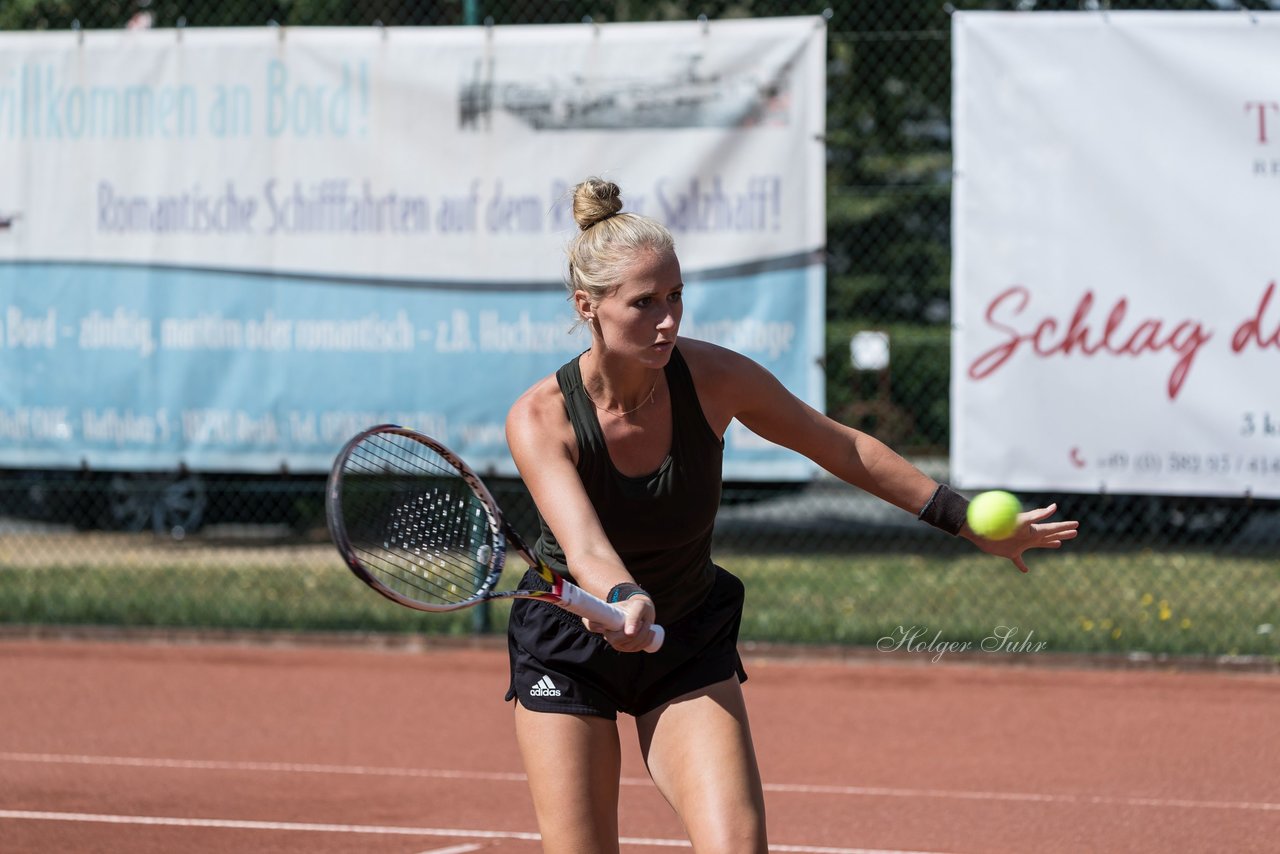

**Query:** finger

left=1028, top=523, right=1078, bottom=542
left=1013, top=555, right=1030, bottom=573
left=618, top=596, right=655, bottom=638
left=620, top=627, right=652, bottom=650
left=607, top=627, right=651, bottom=653
left=1021, top=504, right=1059, bottom=523
left=624, top=613, right=648, bottom=638
left=581, top=617, right=610, bottom=635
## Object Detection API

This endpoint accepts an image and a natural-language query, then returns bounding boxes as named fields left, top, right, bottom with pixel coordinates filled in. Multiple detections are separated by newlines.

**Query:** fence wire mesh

left=2, top=1, right=1278, bottom=660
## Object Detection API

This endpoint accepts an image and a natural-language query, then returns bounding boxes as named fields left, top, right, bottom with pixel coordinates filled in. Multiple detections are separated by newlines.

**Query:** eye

left=669, top=290, right=683, bottom=303
left=633, top=296, right=652, bottom=308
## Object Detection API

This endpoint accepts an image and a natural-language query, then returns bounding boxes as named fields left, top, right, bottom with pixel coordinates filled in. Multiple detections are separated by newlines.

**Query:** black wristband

left=917, top=484, right=970, bottom=536
left=606, top=582, right=648, bottom=604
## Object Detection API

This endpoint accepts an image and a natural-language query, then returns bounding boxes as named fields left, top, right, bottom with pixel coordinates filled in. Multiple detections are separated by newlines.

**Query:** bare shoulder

left=506, top=373, right=574, bottom=459
left=677, top=336, right=763, bottom=384
left=676, top=336, right=780, bottom=433
left=507, top=372, right=566, bottom=434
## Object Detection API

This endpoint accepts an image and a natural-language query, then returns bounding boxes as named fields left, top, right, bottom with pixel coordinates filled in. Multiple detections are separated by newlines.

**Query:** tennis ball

left=966, top=490, right=1021, bottom=540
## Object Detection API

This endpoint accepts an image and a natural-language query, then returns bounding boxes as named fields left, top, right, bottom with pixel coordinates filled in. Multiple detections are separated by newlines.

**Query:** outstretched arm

left=689, top=341, right=1078, bottom=572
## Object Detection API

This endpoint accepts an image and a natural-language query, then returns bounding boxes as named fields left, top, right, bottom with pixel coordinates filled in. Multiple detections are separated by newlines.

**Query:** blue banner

left=0, top=259, right=822, bottom=478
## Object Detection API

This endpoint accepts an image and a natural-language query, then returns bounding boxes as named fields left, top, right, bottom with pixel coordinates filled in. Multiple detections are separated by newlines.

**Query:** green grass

left=1, top=551, right=1277, bottom=659
left=725, top=550, right=1280, bottom=658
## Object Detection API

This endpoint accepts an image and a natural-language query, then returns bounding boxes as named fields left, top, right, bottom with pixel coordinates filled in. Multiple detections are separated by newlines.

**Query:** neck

left=580, top=351, right=661, bottom=416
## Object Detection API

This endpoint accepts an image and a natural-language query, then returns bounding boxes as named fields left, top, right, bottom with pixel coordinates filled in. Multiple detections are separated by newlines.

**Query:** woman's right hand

left=584, top=595, right=658, bottom=653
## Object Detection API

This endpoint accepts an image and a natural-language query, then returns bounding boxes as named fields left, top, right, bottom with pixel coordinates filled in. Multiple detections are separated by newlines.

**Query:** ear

left=573, top=290, right=595, bottom=323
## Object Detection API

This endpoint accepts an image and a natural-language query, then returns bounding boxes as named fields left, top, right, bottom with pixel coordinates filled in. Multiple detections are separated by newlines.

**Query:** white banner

left=0, top=21, right=825, bottom=280
left=0, top=19, right=827, bottom=477
left=952, top=12, right=1280, bottom=498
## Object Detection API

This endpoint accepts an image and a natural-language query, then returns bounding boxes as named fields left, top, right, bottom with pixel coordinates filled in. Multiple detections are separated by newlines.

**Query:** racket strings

left=340, top=433, right=498, bottom=606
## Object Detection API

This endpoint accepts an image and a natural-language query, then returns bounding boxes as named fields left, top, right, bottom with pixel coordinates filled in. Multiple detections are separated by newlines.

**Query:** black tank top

left=534, top=346, right=723, bottom=622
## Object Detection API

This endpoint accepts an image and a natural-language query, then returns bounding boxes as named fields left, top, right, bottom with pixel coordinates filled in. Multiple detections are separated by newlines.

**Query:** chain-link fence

left=2, top=1, right=1278, bottom=660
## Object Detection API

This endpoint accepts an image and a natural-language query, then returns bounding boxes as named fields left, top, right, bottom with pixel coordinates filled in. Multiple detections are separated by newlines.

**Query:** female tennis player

left=503, top=177, right=1079, bottom=852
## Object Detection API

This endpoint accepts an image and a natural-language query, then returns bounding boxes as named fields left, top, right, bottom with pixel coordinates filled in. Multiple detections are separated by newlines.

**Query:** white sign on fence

left=952, top=11, right=1280, bottom=498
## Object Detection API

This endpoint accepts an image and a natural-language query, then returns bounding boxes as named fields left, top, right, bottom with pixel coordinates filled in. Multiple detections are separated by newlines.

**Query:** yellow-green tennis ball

left=967, top=490, right=1021, bottom=540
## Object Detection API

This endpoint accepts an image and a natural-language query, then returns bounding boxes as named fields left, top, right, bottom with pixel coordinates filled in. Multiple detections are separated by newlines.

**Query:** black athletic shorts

left=505, top=565, right=748, bottom=719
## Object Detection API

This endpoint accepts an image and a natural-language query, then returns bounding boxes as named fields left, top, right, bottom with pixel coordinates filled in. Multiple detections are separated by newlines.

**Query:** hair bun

left=572, top=178, right=624, bottom=231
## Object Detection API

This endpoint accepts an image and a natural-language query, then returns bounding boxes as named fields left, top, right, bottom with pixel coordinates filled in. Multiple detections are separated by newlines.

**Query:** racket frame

left=326, top=423, right=663, bottom=651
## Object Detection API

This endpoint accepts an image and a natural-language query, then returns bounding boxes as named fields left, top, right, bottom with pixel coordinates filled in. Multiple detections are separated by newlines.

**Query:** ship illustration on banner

left=459, top=53, right=794, bottom=132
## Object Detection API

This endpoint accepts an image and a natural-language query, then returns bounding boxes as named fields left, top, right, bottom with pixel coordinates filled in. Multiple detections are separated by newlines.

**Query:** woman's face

left=582, top=247, right=683, bottom=368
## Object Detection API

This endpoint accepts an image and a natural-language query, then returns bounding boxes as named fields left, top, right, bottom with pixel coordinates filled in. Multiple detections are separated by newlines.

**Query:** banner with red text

left=952, top=11, right=1280, bottom=498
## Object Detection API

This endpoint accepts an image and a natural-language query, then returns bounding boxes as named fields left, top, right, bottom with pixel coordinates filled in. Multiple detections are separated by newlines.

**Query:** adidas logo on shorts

left=529, top=674, right=562, bottom=697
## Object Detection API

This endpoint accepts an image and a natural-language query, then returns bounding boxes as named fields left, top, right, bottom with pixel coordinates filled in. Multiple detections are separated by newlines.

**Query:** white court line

left=765, top=781, right=1280, bottom=813
left=414, top=845, right=484, bottom=854
left=0, top=810, right=947, bottom=854
left=0, top=752, right=527, bottom=783
left=2, top=751, right=1278, bottom=815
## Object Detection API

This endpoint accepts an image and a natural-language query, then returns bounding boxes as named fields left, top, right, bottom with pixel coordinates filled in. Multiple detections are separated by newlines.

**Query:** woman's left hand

left=964, top=503, right=1080, bottom=573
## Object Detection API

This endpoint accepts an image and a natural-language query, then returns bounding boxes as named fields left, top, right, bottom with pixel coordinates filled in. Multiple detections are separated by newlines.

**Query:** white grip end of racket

left=558, top=581, right=665, bottom=653
left=647, top=624, right=666, bottom=653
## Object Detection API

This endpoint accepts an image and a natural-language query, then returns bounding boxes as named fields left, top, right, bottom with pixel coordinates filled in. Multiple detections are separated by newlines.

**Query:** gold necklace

left=582, top=376, right=658, bottom=417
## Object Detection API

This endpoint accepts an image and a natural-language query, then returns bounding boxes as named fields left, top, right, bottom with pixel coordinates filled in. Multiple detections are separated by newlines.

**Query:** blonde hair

left=566, top=177, right=675, bottom=317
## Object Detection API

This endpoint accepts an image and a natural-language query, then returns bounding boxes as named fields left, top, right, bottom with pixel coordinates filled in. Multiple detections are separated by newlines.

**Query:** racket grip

left=558, top=581, right=665, bottom=653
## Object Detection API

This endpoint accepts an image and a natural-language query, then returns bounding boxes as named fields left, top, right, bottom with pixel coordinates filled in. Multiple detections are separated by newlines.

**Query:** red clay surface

left=1, top=638, right=1277, bottom=853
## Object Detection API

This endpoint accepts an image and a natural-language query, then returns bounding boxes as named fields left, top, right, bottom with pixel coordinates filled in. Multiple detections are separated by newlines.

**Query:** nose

left=656, top=303, right=680, bottom=333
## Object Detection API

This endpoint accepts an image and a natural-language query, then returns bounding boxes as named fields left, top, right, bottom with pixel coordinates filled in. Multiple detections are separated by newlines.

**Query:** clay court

left=1, top=637, right=1276, bottom=853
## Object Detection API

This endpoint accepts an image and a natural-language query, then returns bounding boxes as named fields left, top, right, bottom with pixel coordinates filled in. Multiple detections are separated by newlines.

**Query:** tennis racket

left=325, top=423, right=664, bottom=653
